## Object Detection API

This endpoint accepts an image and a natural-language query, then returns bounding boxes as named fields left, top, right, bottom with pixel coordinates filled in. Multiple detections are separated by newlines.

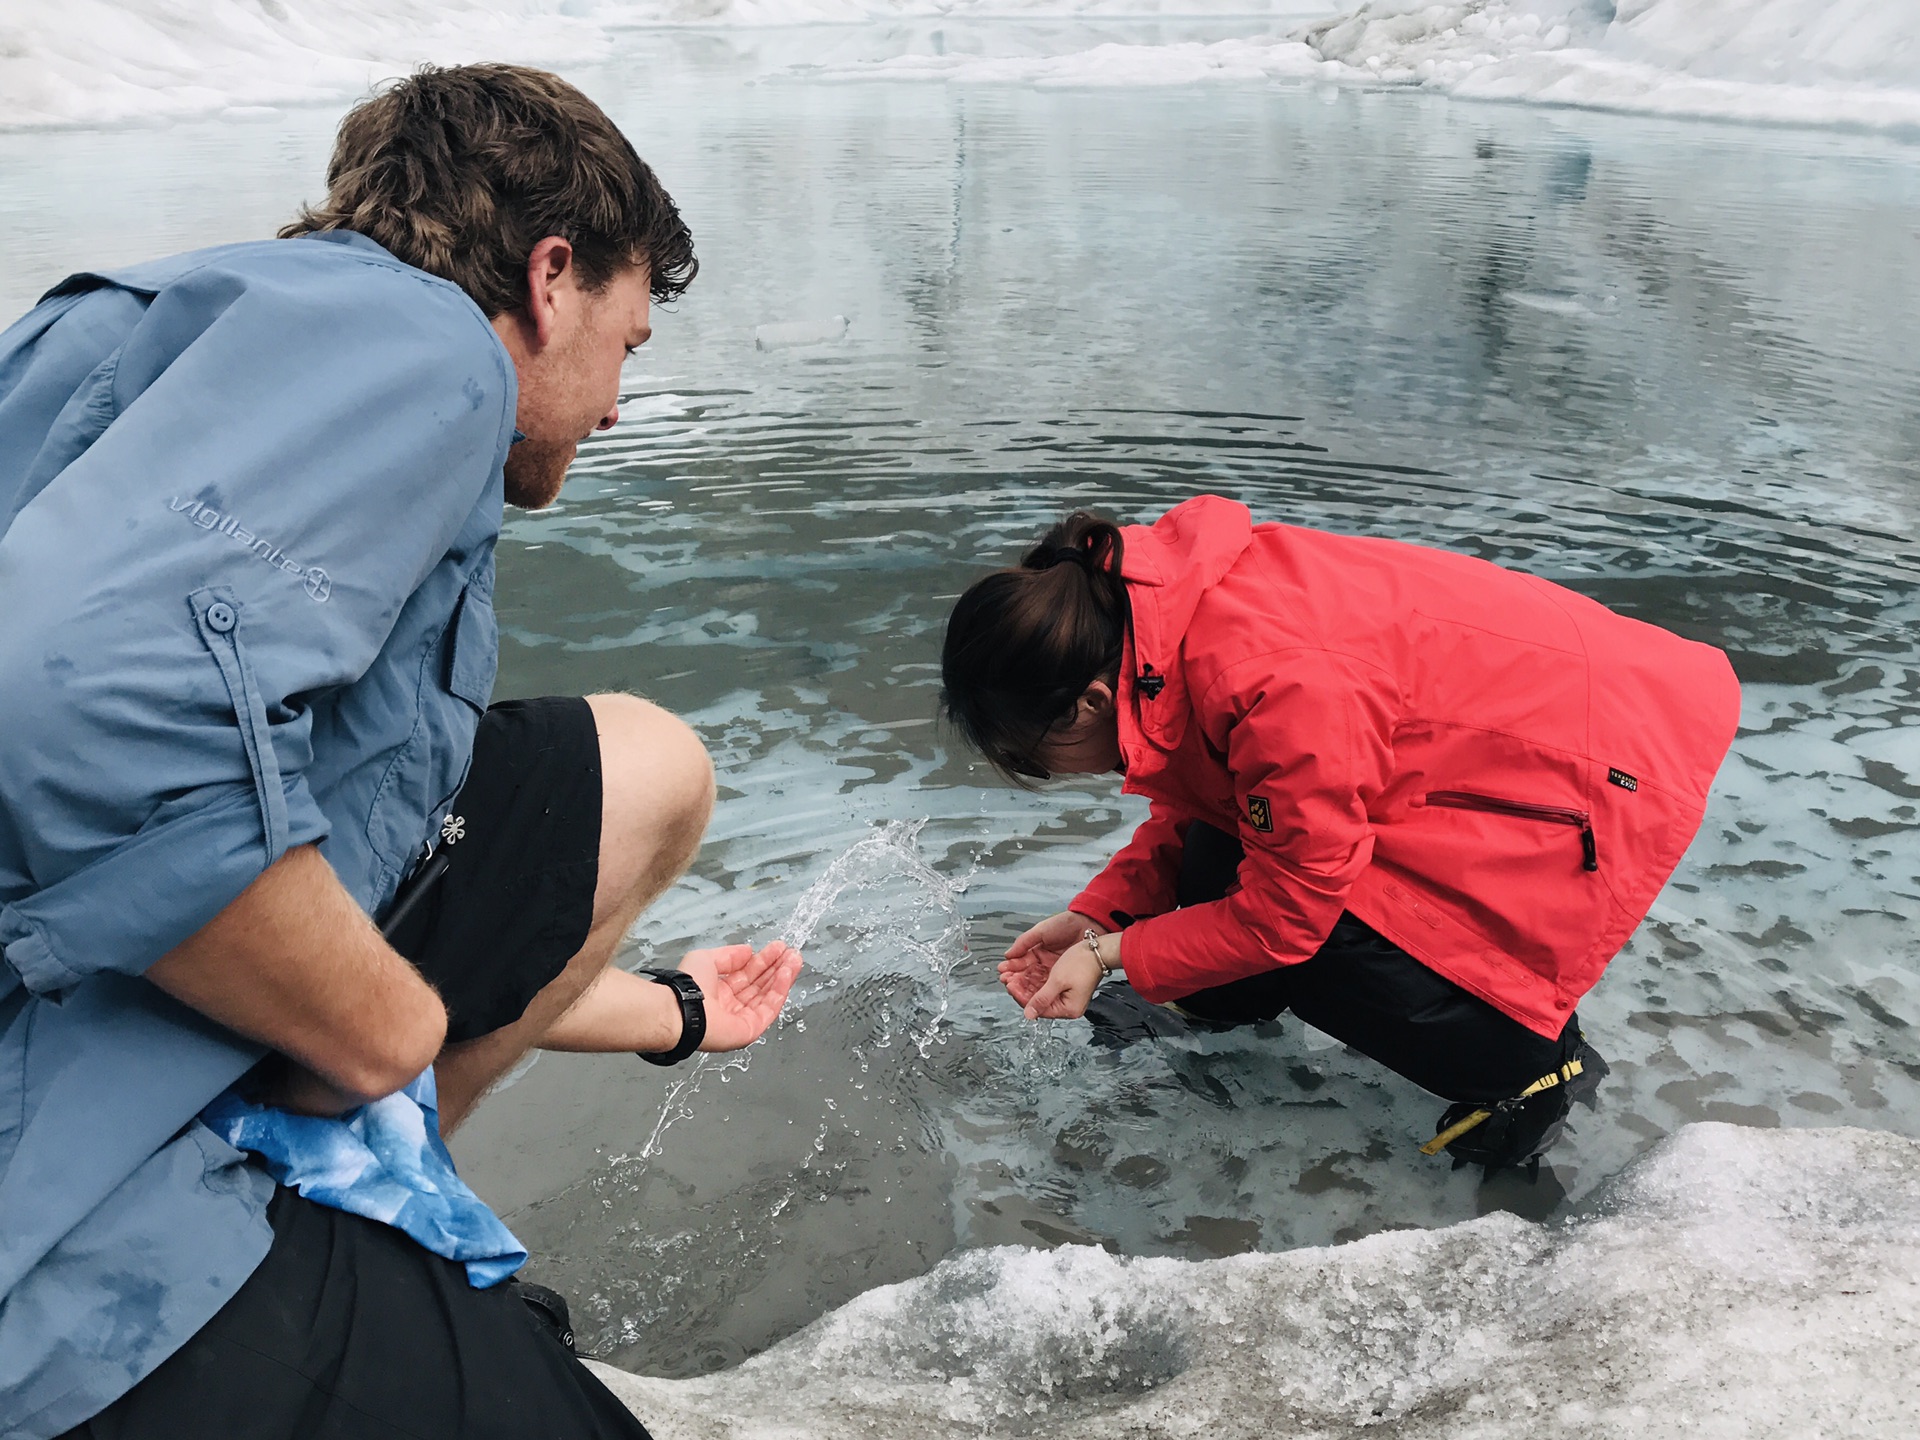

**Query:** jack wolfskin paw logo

left=1247, top=796, right=1273, bottom=833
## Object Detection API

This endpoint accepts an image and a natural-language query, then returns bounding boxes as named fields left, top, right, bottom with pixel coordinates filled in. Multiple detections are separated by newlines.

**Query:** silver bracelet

left=1082, top=928, right=1117, bottom=982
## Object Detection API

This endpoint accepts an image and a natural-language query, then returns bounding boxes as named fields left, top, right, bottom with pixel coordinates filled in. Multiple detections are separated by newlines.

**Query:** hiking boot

left=1432, top=1038, right=1609, bottom=1178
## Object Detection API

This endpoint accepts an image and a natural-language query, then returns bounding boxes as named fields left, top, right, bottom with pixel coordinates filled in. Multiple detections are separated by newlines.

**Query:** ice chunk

left=754, top=316, right=850, bottom=351
left=589, top=1123, right=1920, bottom=1437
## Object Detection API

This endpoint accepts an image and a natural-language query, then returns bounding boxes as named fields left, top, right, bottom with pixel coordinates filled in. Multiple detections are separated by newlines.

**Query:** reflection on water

left=6, top=24, right=1914, bottom=1384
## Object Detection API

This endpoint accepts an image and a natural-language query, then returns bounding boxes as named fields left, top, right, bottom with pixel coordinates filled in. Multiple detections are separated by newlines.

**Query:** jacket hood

left=1118, top=495, right=1255, bottom=758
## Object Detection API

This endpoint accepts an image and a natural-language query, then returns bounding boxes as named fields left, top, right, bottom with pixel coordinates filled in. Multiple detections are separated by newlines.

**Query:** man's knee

left=586, top=692, right=715, bottom=911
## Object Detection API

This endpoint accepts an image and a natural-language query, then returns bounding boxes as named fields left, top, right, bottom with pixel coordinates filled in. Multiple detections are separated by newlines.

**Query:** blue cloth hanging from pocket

left=201, top=1066, right=527, bottom=1288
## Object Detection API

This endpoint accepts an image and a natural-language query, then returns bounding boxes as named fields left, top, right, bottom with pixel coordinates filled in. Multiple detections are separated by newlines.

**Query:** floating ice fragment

left=1504, top=290, right=1600, bottom=318
left=754, top=316, right=850, bottom=351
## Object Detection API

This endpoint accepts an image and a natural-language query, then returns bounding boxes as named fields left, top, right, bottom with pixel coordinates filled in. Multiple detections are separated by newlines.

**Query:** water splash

left=637, top=819, right=970, bottom=1162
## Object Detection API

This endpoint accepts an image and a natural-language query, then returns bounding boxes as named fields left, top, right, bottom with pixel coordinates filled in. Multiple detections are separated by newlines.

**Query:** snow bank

left=12, top=0, right=1914, bottom=131
left=1309, top=0, right=1920, bottom=129
left=0, top=0, right=612, bottom=129
left=826, top=0, right=1920, bottom=132
left=0, top=0, right=1326, bottom=131
left=589, top=1123, right=1920, bottom=1439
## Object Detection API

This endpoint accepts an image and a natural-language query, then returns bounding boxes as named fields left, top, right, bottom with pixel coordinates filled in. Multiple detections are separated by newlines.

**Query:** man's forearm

left=146, top=844, right=447, bottom=1104
left=538, top=968, right=683, bottom=1053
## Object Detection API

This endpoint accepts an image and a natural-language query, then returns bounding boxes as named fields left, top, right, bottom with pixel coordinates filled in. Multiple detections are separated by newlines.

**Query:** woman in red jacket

left=942, top=496, right=1742, bottom=1171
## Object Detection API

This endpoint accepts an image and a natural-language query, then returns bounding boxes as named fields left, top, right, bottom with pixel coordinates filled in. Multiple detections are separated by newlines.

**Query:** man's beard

left=503, top=436, right=578, bottom=510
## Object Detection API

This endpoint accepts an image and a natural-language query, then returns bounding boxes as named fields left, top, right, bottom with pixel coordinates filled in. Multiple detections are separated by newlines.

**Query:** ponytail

left=941, top=511, right=1128, bottom=782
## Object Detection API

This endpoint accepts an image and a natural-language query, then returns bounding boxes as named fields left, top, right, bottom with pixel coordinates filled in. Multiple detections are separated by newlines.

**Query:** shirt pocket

left=362, top=575, right=496, bottom=900
left=444, top=573, right=497, bottom=713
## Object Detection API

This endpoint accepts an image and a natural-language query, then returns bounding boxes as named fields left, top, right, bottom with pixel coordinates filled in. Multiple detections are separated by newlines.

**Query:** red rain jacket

left=1071, top=496, right=1741, bottom=1038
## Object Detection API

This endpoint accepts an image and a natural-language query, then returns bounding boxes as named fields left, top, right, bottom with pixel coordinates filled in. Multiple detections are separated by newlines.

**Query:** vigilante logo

left=1247, top=796, right=1273, bottom=833
left=170, top=496, right=331, bottom=602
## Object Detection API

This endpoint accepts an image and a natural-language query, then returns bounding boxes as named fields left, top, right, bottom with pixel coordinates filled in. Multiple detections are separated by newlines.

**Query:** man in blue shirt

left=0, top=64, right=800, bottom=1439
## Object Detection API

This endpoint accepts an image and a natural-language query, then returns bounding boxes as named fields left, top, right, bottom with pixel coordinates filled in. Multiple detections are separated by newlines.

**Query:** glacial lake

left=6, top=22, right=1916, bottom=1382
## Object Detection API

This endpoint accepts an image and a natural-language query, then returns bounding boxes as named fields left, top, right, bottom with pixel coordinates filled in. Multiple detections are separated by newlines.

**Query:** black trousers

left=1162, top=822, right=1580, bottom=1104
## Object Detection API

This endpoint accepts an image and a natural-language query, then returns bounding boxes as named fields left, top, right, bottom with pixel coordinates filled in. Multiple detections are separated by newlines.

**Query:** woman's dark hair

left=941, top=511, right=1129, bottom=782
left=282, top=64, right=696, bottom=316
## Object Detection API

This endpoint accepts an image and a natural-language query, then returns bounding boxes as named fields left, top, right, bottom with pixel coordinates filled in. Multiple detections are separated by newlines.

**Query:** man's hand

left=998, top=910, right=1112, bottom=1021
left=241, top=1055, right=371, bottom=1118
left=677, top=941, right=804, bottom=1052
left=539, top=941, right=803, bottom=1056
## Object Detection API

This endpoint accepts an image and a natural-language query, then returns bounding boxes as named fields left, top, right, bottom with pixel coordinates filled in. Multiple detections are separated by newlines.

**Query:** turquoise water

left=5, top=25, right=1916, bottom=1384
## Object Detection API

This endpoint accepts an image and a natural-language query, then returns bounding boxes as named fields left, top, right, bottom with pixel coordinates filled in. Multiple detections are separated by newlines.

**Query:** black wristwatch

left=636, top=968, right=706, bottom=1066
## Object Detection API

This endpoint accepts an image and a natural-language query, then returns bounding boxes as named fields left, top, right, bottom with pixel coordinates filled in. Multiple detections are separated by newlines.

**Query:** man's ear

left=522, top=236, right=578, bottom=350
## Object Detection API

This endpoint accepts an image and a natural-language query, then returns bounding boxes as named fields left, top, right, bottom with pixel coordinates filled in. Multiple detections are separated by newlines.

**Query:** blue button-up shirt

left=0, top=232, right=515, bottom=1437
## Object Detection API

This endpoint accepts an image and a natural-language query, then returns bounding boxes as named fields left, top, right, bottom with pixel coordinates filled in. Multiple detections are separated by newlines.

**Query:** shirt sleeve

left=0, top=253, right=513, bottom=996
left=1117, top=650, right=1399, bottom=1004
left=1071, top=800, right=1194, bottom=931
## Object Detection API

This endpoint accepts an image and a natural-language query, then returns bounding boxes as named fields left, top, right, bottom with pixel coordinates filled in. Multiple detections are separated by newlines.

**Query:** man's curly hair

left=283, top=64, right=696, bottom=315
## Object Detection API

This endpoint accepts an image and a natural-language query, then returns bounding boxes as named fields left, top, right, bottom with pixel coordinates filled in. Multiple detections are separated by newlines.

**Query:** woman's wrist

left=1081, top=927, right=1122, bottom=982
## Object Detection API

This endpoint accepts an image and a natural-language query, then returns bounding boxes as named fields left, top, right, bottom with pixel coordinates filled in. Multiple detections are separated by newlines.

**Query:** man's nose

left=595, top=405, right=619, bottom=432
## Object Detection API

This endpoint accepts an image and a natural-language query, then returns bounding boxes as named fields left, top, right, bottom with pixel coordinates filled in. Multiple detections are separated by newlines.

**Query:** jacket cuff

left=0, top=780, right=329, bottom=997
left=1107, top=913, right=1176, bottom=1002
left=1070, top=882, right=1144, bottom=935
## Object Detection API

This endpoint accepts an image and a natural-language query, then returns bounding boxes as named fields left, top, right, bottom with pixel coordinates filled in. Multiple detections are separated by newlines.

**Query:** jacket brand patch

left=1607, top=767, right=1639, bottom=792
left=1247, top=795, right=1273, bottom=833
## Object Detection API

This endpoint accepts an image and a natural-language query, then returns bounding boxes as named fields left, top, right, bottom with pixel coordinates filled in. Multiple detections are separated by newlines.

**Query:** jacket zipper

left=1423, top=790, right=1599, bottom=872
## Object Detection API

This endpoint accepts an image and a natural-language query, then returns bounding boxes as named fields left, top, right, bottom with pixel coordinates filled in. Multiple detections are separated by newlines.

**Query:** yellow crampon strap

left=1418, top=1058, right=1584, bottom=1156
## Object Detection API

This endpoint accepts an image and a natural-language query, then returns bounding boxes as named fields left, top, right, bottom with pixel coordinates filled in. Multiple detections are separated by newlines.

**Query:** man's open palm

left=678, top=941, right=803, bottom=1052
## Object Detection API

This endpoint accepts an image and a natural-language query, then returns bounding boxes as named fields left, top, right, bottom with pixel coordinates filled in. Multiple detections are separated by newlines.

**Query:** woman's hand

left=999, top=910, right=1112, bottom=1020
left=677, top=941, right=804, bottom=1052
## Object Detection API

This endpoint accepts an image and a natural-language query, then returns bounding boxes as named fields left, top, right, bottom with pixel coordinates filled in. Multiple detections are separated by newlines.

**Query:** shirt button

left=205, top=602, right=237, bottom=633
left=1555, top=999, right=1571, bottom=1010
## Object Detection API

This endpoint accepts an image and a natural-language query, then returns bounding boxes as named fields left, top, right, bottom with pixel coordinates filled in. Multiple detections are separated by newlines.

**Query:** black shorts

left=386, top=695, right=604, bottom=1043
left=61, top=696, right=642, bottom=1440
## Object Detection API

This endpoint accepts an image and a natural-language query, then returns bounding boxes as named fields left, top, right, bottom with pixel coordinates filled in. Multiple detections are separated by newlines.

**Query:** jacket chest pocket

left=362, top=578, right=497, bottom=900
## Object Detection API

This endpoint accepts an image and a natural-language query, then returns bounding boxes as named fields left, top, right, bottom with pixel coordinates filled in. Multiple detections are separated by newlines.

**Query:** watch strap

left=635, top=967, right=706, bottom=1066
